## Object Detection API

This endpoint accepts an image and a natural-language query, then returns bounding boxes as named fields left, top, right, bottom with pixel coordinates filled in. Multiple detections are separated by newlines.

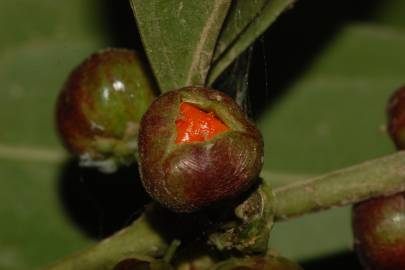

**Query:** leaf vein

left=185, top=0, right=229, bottom=86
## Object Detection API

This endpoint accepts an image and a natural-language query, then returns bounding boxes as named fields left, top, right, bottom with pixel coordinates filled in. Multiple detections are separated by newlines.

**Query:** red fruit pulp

left=175, top=102, right=229, bottom=144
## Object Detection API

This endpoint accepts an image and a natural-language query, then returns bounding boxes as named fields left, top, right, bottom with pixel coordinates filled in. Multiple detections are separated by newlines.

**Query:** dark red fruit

left=138, top=86, right=263, bottom=213
left=352, top=194, right=405, bottom=270
left=388, top=85, right=405, bottom=149
left=57, top=48, right=157, bottom=172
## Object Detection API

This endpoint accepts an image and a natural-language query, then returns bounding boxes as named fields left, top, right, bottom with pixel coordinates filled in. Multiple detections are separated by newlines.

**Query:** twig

left=273, top=151, right=405, bottom=220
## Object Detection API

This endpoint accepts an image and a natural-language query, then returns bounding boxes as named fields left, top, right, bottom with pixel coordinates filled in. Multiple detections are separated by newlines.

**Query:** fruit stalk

left=273, top=151, right=405, bottom=220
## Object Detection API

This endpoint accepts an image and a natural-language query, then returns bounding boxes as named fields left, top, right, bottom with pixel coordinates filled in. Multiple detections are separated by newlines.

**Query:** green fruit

left=113, top=258, right=150, bottom=270
left=352, top=194, right=405, bottom=270
left=56, top=48, right=157, bottom=172
left=138, top=86, right=263, bottom=213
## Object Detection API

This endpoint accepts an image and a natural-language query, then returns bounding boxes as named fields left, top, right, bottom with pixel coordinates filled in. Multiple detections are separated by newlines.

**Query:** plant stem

left=163, top=240, right=181, bottom=263
left=42, top=151, right=405, bottom=269
left=272, top=151, right=405, bottom=220
left=42, top=207, right=169, bottom=270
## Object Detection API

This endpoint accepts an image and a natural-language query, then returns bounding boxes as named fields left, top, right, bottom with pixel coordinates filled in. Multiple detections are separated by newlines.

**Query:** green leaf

left=0, top=159, right=88, bottom=270
left=208, top=0, right=295, bottom=85
left=0, top=43, right=94, bottom=267
left=212, top=0, right=268, bottom=61
left=0, top=0, right=109, bottom=53
left=0, top=1, right=113, bottom=269
left=259, top=24, right=405, bottom=260
left=130, top=0, right=231, bottom=92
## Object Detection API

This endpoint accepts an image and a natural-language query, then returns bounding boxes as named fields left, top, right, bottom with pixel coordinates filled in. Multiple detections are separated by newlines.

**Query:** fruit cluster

left=57, top=48, right=263, bottom=213
left=56, top=49, right=280, bottom=269
left=57, top=48, right=405, bottom=270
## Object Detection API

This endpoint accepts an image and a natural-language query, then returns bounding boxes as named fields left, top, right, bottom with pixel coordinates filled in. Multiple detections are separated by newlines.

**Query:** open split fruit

left=138, top=87, right=263, bottom=213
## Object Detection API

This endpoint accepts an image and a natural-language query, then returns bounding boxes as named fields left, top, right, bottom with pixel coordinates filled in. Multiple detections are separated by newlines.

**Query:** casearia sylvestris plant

left=49, top=1, right=405, bottom=268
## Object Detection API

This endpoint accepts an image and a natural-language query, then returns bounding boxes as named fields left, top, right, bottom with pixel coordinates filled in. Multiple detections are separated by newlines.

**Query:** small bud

left=56, top=48, right=157, bottom=172
left=138, top=86, right=263, bottom=213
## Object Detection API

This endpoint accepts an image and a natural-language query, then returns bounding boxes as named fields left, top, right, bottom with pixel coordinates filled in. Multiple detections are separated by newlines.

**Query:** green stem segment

left=163, top=240, right=181, bottom=263
left=42, top=151, right=405, bottom=270
left=273, top=151, right=405, bottom=220
left=43, top=207, right=168, bottom=270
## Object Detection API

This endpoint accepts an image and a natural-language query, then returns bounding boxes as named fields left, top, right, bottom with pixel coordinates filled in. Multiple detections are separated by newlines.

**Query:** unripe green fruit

left=56, top=48, right=157, bottom=172
left=352, top=194, right=405, bottom=270
left=388, top=85, right=405, bottom=149
left=213, top=255, right=303, bottom=270
left=138, top=87, right=263, bottom=213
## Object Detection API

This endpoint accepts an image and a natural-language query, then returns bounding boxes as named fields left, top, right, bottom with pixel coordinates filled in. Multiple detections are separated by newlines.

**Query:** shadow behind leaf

left=248, top=0, right=381, bottom=119
left=58, top=159, right=150, bottom=239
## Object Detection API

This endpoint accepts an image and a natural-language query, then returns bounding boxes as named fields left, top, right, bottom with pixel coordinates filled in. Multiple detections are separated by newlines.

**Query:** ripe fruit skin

left=138, top=86, right=263, bottom=213
left=352, top=194, right=405, bottom=270
left=57, top=48, right=157, bottom=172
left=388, top=85, right=405, bottom=149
